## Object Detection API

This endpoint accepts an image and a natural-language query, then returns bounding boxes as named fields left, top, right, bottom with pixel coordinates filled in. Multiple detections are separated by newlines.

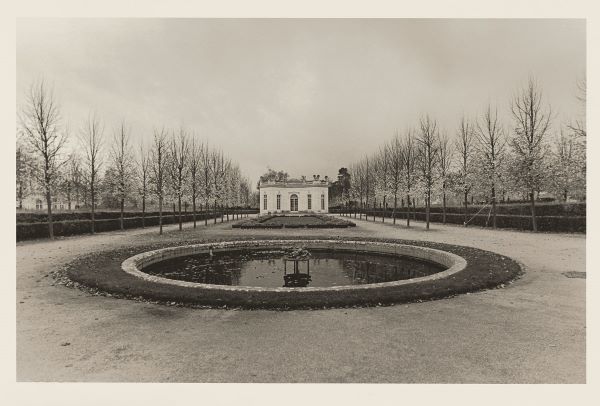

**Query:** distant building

left=259, top=175, right=330, bottom=214
left=17, top=194, right=69, bottom=211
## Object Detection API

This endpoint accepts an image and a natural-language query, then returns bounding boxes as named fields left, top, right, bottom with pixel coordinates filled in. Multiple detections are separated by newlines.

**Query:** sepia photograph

left=7, top=4, right=594, bottom=403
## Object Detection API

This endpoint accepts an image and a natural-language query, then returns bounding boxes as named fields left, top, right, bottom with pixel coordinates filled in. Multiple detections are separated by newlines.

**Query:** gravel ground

left=16, top=215, right=585, bottom=382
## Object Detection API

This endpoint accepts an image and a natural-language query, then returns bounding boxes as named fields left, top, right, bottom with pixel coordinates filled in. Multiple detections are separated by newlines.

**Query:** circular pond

left=117, top=239, right=469, bottom=308
left=65, top=238, right=521, bottom=308
left=142, top=248, right=446, bottom=288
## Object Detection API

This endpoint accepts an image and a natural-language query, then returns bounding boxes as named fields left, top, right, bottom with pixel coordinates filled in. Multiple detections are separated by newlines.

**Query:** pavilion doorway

left=290, top=194, right=298, bottom=212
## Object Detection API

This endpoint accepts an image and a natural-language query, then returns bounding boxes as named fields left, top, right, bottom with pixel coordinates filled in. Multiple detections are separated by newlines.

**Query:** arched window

left=277, top=194, right=281, bottom=210
left=263, top=194, right=267, bottom=210
left=290, top=194, right=298, bottom=212
left=307, top=194, right=312, bottom=210
left=321, top=194, right=325, bottom=210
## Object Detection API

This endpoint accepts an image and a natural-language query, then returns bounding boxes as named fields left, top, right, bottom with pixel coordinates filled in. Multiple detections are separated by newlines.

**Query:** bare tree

left=402, top=129, right=417, bottom=227
left=111, top=122, right=133, bottom=230
left=568, top=76, right=586, bottom=138
left=239, top=177, right=252, bottom=215
left=510, top=77, right=552, bottom=232
left=80, top=112, right=104, bottom=234
left=210, top=149, right=226, bottom=224
left=226, top=164, right=241, bottom=220
left=150, top=128, right=168, bottom=235
left=137, top=141, right=151, bottom=228
left=455, top=116, right=476, bottom=225
left=16, top=141, right=36, bottom=210
left=168, top=128, right=189, bottom=231
left=63, top=152, right=83, bottom=211
left=548, top=127, right=585, bottom=202
left=416, top=115, right=440, bottom=230
left=437, top=131, right=453, bottom=224
left=221, top=159, right=233, bottom=221
left=354, top=157, right=372, bottom=219
left=200, top=142, right=213, bottom=226
left=387, top=133, right=404, bottom=225
left=188, top=135, right=202, bottom=228
left=374, top=144, right=390, bottom=222
left=19, top=80, right=67, bottom=239
left=349, top=161, right=366, bottom=219
left=363, top=156, right=372, bottom=219
left=475, top=104, right=506, bottom=229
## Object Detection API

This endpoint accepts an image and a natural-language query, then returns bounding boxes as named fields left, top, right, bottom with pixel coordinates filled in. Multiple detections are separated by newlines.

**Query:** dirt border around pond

left=60, top=235, right=522, bottom=309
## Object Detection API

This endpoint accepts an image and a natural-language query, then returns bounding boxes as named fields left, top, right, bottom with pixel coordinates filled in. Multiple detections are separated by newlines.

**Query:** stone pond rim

left=63, top=237, right=523, bottom=309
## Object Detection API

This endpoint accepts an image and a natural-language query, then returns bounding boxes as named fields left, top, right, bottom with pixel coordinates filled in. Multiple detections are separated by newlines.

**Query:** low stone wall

left=121, top=240, right=467, bottom=300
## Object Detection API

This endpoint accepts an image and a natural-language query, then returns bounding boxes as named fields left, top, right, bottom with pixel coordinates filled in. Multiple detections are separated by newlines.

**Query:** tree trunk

left=393, top=194, right=397, bottom=225
left=442, top=185, right=447, bottom=224
left=406, top=194, right=411, bottom=227
left=530, top=190, right=538, bottom=232
left=178, top=194, right=182, bottom=231
left=91, top=184, right=95, bottom=234
left=120, top=198, right=124, bottom=230
left=372, top=198, right=376, bottom=221
left=159, top=196, right=163, bottom=235
left=205, top=201, right=208, bottom=226
left=192, top=196, right=197, bottom=228
left=491, top=185, right=497, bottom=229
left=45, top=186, right=54, bottom=239
left=214, top=200, right=217, bottom=224
left=425, top=190, right=431, bottom=230
left=463, top=190, right=468, bottom=226
left=142, top=195, right=146, bottom=228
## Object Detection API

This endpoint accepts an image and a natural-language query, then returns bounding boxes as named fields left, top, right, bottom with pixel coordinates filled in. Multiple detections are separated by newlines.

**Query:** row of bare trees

left=346, top=77, right=586, bottom=232
left=17, top=80, right=253, bottom=239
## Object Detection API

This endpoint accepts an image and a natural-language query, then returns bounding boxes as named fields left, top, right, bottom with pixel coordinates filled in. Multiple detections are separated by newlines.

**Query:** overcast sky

left=17, top=19, right=585, bottom=185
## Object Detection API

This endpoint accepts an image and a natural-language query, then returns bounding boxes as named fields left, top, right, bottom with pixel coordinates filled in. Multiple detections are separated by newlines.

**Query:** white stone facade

left=259, top=178, right=329, bottom=214
left=17, top=194, right=69, bottom=211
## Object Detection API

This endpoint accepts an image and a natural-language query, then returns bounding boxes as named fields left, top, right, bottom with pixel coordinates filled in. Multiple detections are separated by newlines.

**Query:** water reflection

left=142, top=249, right=445, bottom=288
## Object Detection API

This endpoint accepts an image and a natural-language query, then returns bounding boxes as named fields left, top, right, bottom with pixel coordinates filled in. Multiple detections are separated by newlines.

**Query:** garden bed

left=232, top=214, right=356, bottom=229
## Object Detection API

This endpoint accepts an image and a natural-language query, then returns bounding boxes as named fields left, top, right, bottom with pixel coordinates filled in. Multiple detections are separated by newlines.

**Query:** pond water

left=142, top=249, right=446, bottom=288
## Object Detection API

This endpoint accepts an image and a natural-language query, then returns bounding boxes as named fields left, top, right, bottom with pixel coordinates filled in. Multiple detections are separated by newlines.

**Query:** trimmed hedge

left=16, top=208, right=258, bottom=223
left=16, top=210, right=258, bottom=241
left=332, top=202, right=585, bottom=217
left=332, top=203, right=586, bottom=233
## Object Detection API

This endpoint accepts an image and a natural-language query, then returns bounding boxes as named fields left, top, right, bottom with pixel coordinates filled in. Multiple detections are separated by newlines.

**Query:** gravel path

left=16, top=216, right=585, bottom=382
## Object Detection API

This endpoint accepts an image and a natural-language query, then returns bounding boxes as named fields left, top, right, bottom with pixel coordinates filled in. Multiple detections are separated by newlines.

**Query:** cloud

left=17, top=19, right=585, bottom=184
